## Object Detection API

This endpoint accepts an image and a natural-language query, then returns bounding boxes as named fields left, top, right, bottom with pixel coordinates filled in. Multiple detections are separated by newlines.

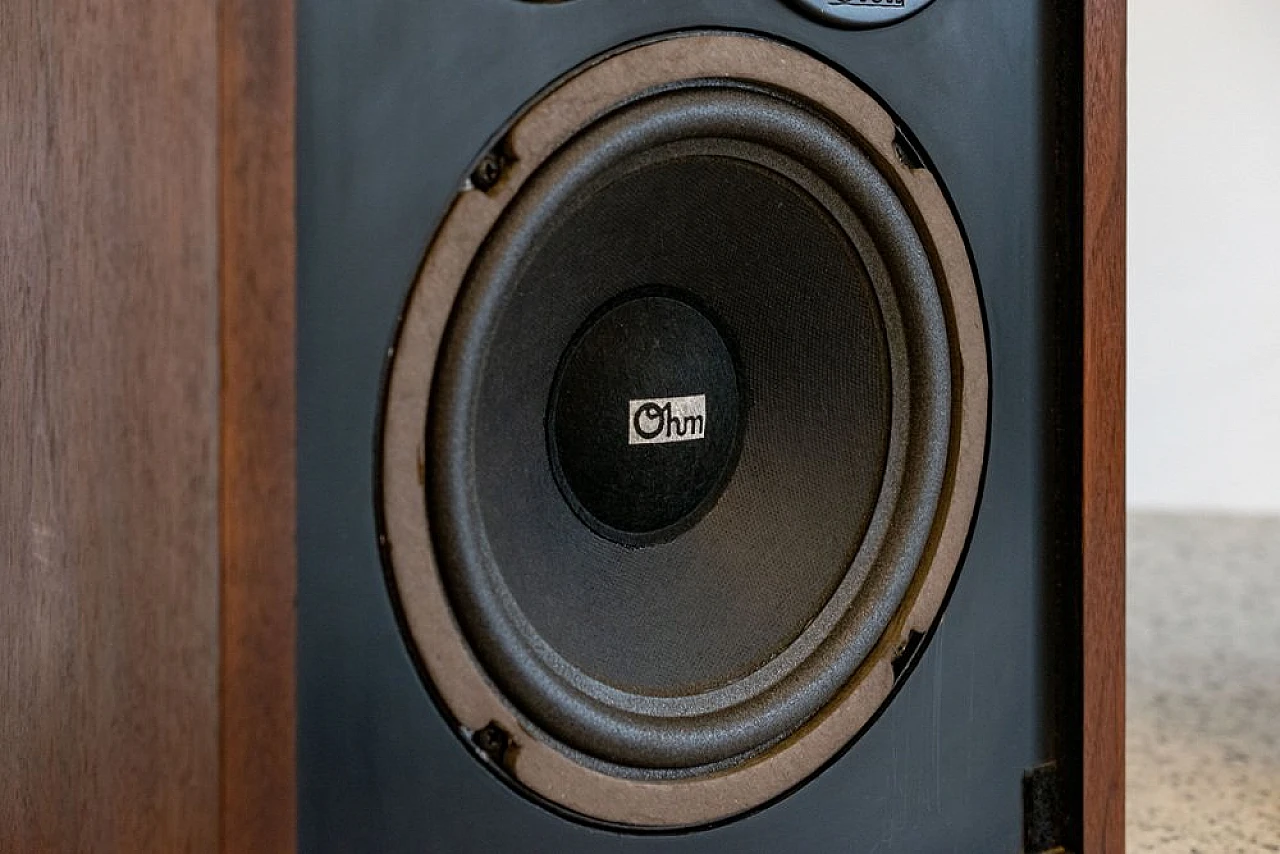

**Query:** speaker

left=374, top=34, right=987, bottom=828
left=1, top=0, right=1121, bottom=850
left=295, top=1, right=1124, bottom=852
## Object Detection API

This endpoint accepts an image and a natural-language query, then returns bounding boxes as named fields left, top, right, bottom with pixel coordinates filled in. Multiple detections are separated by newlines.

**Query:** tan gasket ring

left=379, top=32, right=988, bottom=829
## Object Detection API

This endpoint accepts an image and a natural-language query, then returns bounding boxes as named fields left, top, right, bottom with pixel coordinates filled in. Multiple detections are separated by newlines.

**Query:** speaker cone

left=380, top=32, right=987, bottom=829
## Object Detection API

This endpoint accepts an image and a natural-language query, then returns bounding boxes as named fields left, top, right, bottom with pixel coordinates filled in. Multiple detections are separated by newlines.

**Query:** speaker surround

left=379, top=32, right=987, bottom=828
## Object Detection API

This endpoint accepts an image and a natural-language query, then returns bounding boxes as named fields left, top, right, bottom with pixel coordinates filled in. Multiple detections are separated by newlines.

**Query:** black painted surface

left=298, top=0, right=1080, bottom=850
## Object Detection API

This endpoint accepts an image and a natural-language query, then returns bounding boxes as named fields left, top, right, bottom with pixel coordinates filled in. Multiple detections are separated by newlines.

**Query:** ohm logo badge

left=628, top=395, right=706, bottom=445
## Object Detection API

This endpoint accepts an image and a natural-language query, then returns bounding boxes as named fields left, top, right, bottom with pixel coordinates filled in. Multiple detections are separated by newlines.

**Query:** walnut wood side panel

left=1, top=0, right=295, bottom=850
left=218, top=0, right=296, bottom=848
left=0, top=1, right=221, bottom=850
left=1083, top=1, right=1127, bottom=851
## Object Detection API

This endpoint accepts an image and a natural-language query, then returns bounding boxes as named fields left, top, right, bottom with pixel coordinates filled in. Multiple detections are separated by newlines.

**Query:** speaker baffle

left=379, top=32, right=987, bottom=830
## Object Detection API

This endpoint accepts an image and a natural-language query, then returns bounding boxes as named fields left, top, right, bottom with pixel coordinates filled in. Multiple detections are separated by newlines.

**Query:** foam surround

left=379, top=33, right=988, bottom=828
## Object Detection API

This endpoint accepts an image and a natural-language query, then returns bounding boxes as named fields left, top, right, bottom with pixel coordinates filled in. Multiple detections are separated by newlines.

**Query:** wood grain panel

left=0, top=1, right=221, bottom=850
left=1083, top=1, right=1127, bottom=851
left=218, top=0, right=297, bottom=848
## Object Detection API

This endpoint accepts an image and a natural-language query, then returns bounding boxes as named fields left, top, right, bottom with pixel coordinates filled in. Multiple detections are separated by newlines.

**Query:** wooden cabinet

left=0, top=1, right=1122, bottom=849
left=1, top=1, right=293, bottom=850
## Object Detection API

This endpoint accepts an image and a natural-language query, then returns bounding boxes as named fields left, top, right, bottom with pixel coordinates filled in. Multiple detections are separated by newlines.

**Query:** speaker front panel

left=378, top=34, right=986, bottom=829
left=300, top=1, right=1084, bottom=849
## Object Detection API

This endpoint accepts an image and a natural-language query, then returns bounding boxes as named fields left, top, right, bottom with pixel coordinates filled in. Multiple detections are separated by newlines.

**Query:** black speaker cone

left=428, top=81, right=953, bottom=773
left=548, top=291, right=742, bottom=545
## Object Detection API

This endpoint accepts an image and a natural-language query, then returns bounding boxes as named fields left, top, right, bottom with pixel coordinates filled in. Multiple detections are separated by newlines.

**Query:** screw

left=471, top=722, right=511, bottom=764
left=470, top=152, right=505, bottom=192
left=892, top=127, right=924, bottom=171
left=891, top=629, right=925, bottom=681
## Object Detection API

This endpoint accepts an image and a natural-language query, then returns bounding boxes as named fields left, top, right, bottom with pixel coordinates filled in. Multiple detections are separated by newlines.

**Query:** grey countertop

left=1128, top=512, right=1280, bottom=851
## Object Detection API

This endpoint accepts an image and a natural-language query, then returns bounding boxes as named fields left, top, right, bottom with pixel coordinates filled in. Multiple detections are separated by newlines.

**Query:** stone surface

left=1128, top=512, right=1280, bottom=851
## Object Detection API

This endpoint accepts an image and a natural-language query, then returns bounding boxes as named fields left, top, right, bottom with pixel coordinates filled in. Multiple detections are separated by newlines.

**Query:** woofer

left=379, top=32, right=987, bottom=829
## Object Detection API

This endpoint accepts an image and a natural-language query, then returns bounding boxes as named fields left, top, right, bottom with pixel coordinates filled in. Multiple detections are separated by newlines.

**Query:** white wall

left=1128, top=0, right=1280, bottom=513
